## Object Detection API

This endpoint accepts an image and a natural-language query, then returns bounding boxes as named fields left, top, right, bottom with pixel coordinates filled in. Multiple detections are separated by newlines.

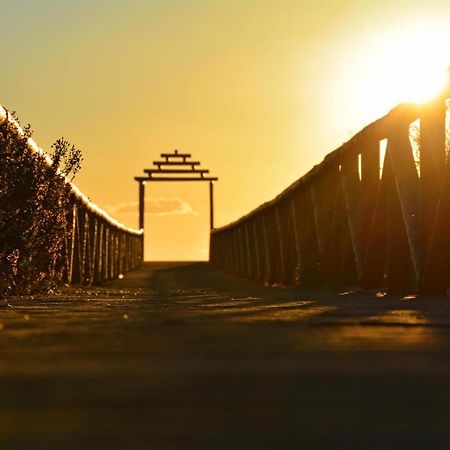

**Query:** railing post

left=419, top=99, right=448, bottom=294
left=360, top=139, right=385, bottom=288
left=385, top=119, right=420, bottom=292
left=275, top=206, right=286, bottom=284
left=244, top=223, right=252, bottom=278
left=238, top=227, right=245, bottom=277
left=228, top=231, right=234, bottom=273
left=209, top=180, right=214, bottom=231
left=252, top=219, right=262, bottom=281
left=88, top=214, right=97, bottom=285
left=298, top=188, right=321, bottom=286
left=290, top=195, right=301, bottom=284
left=261, top=214, right=271, bottom=285
left=341, top=152, right=362, bottom=283
left=69, top=204, right=79, bottom=284
left=77, top=208, right=87, bottom=283
left=98, top=221, right=103, bottom=277
left=309, top=165, right=340, bottom=284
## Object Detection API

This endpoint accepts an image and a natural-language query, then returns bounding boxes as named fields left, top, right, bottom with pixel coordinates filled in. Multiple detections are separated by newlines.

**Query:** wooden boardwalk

left=2, top=262, right=450, bottom=449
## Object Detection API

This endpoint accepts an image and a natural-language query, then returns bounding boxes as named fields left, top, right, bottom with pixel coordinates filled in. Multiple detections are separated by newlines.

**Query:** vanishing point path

left=2, top=262, right=450, bottom=449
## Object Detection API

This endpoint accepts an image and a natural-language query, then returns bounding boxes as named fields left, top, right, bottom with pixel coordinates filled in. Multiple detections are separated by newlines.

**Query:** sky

left=1, top=0, right=450, bottom=260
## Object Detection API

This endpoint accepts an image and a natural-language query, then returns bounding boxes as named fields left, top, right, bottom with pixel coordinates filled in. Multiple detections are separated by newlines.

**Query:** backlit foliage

left=0, top=112, right=82, bottom=295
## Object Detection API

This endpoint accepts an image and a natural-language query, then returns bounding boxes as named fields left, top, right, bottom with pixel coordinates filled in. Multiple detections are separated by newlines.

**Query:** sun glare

left=379, top=24, right=449, bottom=104
left=371, top=21, right=450, bottom=105
left=338, top=18, right=450, bottom=122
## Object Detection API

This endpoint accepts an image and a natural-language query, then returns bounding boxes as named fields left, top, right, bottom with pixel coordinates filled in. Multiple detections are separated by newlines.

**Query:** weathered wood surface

left=2, top=262, right=450, bottom=449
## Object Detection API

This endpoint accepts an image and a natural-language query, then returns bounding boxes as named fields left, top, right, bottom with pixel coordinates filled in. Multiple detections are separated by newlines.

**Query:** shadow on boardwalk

left=2, top=262, right=450, bottom=449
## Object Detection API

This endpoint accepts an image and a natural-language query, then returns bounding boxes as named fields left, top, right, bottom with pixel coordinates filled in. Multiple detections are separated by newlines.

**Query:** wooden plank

left=330, top=167, right=353, bottom=284
left=420, top=166, right=450, bottom=293
left=88, top=215, right=98, bottom=285
left=69, top=205, right=78, bottom=284
left=279, top=199, right=296, bottom=285
left=104, top=227, right=109, bottom=281
left=387, top=121, right=421, bottom=286
left=360, top=151, right=388, bottom=289
left=360, top=139, right=381, bottom=287
left=161, top=152, right=191, bottom=158
left=228, top=232, right=235, bottom=273
left=145, top=169, right=210, bottom=174
left=309, top=186, right=324, bottom=265
left=298, top=190, right=321, bottom=286
left=262, top=214, right=271, bottom=284
left=275, top=207, right=286, bottom=284
left=384, top=145, right=415, bottom=292
left=234, top=227, right=243, bottom=276
left=138, top=181, right=145, bottom=230
left=419, top=99, right=448, bottom=294
left=228, top=232, right=233, bottom=272
left=253, top=219, right=262, bottom=280
left=153, top=161, right=200, bottom=166
left=238, top=227, right=245, bottom=277
left=77, top=209, right=87, bottom=283
left=231, top=230, right=237, bottom=275
left=289, top=195, right=302, bottom=283
left=209, top=181, right=214, bottom=231
left=100, top=227, right=107, bottom=281
left=245, top=223, right=252, bottom=277
left=309, top=165, right=340, bottom=282
left=144, top=177, right=218, bottom=182
left=340, top=153, right=363, bottom=281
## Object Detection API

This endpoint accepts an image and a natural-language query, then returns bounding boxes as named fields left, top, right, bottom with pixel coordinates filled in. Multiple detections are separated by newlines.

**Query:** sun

left=337, top=17, right=450, bottom=122
left=375, top=21, right=450, bottom=104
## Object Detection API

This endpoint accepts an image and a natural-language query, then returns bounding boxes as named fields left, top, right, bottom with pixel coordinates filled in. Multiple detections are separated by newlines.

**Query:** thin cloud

left=107, top=197, right=198, bottom=217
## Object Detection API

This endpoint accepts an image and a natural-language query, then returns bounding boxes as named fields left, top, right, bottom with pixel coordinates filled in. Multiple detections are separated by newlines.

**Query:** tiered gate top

left=136, top=150, right=218, bottom=182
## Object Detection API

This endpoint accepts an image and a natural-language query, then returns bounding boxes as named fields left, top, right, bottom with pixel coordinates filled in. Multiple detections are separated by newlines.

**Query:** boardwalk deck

left=2, top=262, right=450, bottom=449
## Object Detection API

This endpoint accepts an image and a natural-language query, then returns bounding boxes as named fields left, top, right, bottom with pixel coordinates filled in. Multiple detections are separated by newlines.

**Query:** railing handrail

left=0, top=104, right=142, bottom=236
left=212, top=91, right=450, bottom=234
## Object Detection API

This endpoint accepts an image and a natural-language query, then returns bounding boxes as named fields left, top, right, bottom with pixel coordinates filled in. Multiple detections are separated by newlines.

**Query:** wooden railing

left=65, top=191, right=143, bottom=284
left=210, top=87, right=450, bottom=294
left=0, top=105, right=143, bottom=285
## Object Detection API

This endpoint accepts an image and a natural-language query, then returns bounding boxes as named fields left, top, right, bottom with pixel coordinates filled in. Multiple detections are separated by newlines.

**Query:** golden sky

left=1, top=0, right=450, bottom=260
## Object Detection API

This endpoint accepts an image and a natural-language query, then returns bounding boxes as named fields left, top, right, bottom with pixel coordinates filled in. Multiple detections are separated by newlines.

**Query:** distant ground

left=2, top=262, right=450, bottom=449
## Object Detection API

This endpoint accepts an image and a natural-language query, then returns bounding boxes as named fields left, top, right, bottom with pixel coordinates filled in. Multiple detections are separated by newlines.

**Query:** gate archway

left=134, top=150, right=218, bottom=259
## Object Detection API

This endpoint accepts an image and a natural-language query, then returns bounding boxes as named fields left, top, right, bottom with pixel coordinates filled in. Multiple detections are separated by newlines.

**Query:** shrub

left=0, top=111, right=82, bottom=295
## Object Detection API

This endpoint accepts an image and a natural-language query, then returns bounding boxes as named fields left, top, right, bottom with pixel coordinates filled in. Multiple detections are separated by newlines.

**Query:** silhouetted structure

left=135, top=150, right=218, bottom=255
left=210, top=82, right=450, bottom=295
